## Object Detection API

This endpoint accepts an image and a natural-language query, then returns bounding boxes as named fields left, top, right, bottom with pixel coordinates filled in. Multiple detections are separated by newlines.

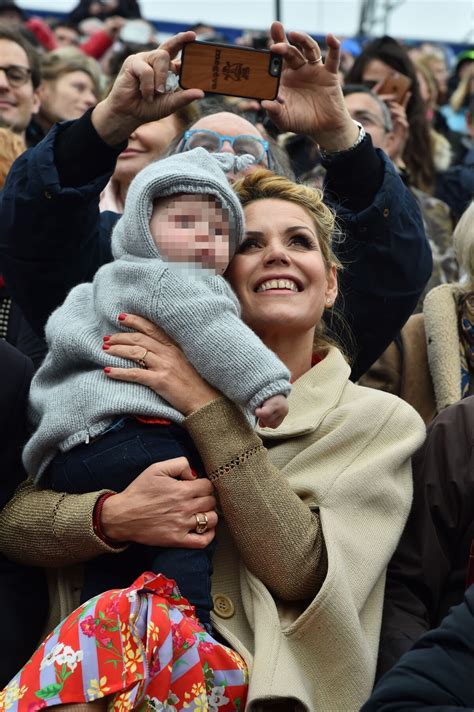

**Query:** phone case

left=377, top=72, right=412, bottom=103
left=179, top=42, right=282, bottom=101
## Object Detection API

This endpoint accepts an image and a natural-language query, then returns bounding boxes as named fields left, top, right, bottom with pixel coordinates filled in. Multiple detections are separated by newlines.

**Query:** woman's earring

left=326, top=298, right=332, bottom=306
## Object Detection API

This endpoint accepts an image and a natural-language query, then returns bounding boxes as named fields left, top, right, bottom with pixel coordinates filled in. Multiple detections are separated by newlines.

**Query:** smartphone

left=377, top=72, right=412, bottom=103
left=179, top=41, right=282, bottom=101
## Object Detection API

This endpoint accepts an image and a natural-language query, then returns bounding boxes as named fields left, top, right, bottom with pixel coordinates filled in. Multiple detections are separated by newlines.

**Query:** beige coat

left=360, top=284, right=464, bottom=424
left=187, top=347, right=425, bottom=711
left=1, top=348, right=425, bottom=710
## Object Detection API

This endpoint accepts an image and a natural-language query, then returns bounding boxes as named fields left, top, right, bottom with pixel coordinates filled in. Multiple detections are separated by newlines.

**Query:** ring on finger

left=308, top=51, right=323, bottom=64
left=194, top=512, right=209, bottom=535
left=136, top=348, right=148, bottom=369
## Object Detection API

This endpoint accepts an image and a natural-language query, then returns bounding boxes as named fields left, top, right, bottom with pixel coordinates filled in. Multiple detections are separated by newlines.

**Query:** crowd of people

left=0, top=0, right=473, bottom=709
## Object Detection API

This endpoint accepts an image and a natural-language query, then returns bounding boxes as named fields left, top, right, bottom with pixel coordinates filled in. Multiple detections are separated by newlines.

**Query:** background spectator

left=0, top=341, right=48, bottom=687
left=0, top=24, right=40, bottom=140
left=99, top=105, right=197, bottom=213
left=360, top=200, right=474, bottom=424
left=374, top=395, right=474, bottom=682
left=0, top=0, right=24, bottom=29
left=68, top=0, right=141, bottom=25
left=50, top=19, right=81, bottom=48
left=0, top=124, right=48, bottom=367
left=366, top=568, right=474, bottom=709
left=347, top=35, right=438, bottom=193
left=34, top=47, right=101, bottom=138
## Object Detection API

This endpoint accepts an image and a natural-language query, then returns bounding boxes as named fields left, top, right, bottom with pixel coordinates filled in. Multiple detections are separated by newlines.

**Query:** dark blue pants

left=46, top=418, right=215, bottom=630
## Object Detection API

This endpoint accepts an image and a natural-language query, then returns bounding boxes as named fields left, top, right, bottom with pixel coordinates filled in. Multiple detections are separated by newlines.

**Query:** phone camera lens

left=270, top=57, right=281, bottom=76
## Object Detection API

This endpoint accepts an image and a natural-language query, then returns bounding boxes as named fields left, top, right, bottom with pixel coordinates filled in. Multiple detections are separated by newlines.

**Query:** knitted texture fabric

left=4, top=349, right=425, bottom=709
left=111, top=146, right=245, bottom=261
left=185, top=347, right=426, bottom=710
left=24, top=149, right=291, bottom=482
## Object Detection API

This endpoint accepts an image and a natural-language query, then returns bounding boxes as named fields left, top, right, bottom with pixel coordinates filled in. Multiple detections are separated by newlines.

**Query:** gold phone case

left=378, top=72, right=412, bottom=103
left=179, top=42, right=281, bottom=101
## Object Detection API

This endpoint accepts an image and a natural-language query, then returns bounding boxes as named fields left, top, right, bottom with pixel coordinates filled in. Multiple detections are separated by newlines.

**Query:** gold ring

left=308, top=55, right=323, bottom=64
left=194, top=512, right=209, bottom=535
left=136, top=348, right=148, bottom=369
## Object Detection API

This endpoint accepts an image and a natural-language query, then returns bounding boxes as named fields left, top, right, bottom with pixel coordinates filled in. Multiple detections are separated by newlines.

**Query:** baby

left=24, top=148, right=291, bottom=631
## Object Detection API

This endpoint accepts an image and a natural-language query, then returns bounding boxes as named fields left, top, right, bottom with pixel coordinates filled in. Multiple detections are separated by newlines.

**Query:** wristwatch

left=318, top=121, right=366, bottom=163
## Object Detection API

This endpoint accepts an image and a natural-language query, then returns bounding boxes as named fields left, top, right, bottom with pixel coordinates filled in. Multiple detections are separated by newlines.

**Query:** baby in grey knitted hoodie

left=24, top=147, right=291, bottom=629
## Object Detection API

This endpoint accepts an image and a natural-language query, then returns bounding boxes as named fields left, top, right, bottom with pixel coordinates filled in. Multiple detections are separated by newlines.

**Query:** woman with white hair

left=360, top=200, right=474, bottom=424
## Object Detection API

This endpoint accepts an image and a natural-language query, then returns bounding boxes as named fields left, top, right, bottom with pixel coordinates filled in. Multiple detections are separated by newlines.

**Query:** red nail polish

left=103, top=335, right=110, bottom=342
left=102, top=344, right=110, bottom=350
left=104, top=367, right=111, bottom=373
left=118, top=313, right=127, bottom=321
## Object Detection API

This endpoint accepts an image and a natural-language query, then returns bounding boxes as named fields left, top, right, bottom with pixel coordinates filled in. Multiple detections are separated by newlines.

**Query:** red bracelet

left=93, top=493, right=125, bottom=549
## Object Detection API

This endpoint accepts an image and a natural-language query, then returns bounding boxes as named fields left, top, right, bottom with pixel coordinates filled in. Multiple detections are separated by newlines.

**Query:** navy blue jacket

left=0, top=115, right=432, bottom=381
left=0, top=342, right=48, bottom=686
left=363, top=585, right=474, bottom=711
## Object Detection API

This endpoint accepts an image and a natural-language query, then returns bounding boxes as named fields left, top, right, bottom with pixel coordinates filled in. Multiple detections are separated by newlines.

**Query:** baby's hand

left=255, top=394, right=288, bottom=429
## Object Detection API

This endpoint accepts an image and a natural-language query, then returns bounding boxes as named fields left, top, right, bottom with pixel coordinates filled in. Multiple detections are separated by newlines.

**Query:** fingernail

left=156, top=84, right=165, bottom=94
left=104, top=367, right=111, bottom=374
left=118, top=313, right=127, bottom=321
left=102, top=344, right=110, bottom=350
left=190, top=468, right=198, bottom=479
left=103, top=335, right=110, bottom=342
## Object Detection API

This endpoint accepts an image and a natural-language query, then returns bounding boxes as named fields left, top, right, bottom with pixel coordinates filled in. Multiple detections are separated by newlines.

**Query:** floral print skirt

left=0, top=572, right=248, bottom=711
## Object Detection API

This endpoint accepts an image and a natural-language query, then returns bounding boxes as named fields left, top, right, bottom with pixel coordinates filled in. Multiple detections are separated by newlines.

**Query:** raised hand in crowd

left=91, top=31, right=204, bottom=144
left=262, top=21, right=359, bottom=151
left=377, top=87, right=411, bottom=168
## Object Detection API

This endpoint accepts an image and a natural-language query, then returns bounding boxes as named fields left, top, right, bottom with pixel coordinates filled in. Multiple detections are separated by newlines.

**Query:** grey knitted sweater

left=24, top=150, right=291, bottom=482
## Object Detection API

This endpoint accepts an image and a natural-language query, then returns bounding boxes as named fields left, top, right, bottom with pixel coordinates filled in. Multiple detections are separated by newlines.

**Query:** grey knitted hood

left=111, top=147, right=245, bottom=262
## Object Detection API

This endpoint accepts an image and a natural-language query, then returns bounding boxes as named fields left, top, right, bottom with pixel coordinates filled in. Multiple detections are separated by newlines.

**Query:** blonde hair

left=453, top=201, right=474, bottom=289
left=232, top=169, right=349, bottom=357
left=0, top=127, right=25, bottom=190
left=415, top=57, right=439, bottom=106
left=40, top=47, right=103, bottom=99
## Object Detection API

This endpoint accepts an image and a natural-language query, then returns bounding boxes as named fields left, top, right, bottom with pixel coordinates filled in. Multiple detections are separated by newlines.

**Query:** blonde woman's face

left=39, top=70, right=97, bottom=124
left=225, top=199, right=337, bottom=340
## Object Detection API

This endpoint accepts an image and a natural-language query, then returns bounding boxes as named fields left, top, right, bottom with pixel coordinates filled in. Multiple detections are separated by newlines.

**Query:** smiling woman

left=99, top=105, right=197, bottom=213
left=36, top=47, right=101, bottom=135
left=1, top=161, right=427, bottom=711
left=227, top=169, right=340, bottom=377
left=76, top=168, right=425, bottom=709
left=0, top=23, right=430, bottom=710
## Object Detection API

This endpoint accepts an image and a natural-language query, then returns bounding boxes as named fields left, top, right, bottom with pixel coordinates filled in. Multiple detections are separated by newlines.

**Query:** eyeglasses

left=181, top=129, right=271, bottom=166
left=0, top=64, right=32, bottom=88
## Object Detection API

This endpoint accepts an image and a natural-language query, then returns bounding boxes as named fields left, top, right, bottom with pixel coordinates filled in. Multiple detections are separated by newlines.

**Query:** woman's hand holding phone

left=374, top=81, right=411, bottom=166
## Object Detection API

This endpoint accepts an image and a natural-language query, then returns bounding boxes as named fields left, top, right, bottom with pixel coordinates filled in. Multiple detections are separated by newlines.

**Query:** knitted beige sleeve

left=185, top=397, right=327, bottom=601
left=0, top=479, right=127, bottom=567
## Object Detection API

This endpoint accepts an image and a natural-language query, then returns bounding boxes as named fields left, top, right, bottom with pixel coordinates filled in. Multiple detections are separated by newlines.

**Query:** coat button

left=383, top=207, right=390, bottom=217
left=213, top=593, right=235, bottom=619
left=44, top=190, right=52, bottom=199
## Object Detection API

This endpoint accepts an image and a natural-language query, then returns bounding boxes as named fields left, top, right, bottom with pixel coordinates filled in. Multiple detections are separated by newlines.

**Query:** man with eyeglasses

left=0, top=24, right=431, bottom=383
left=0, top=24, right=40, bottom=139
left=343, top=84, right=400, bottom=161
left=180, top=124, right=271, bottom=170
left=343, top=83, right=458, bottom=307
